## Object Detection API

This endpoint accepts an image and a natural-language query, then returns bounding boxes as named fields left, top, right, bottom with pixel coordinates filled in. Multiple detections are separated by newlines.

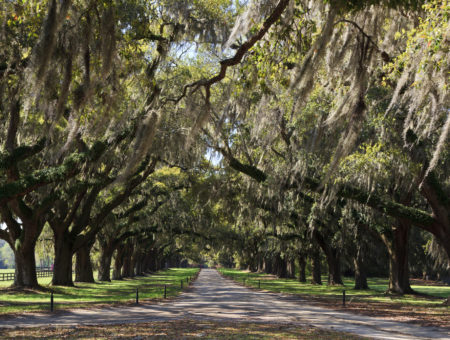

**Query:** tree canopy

left=0, top=0, right=448, bottom=296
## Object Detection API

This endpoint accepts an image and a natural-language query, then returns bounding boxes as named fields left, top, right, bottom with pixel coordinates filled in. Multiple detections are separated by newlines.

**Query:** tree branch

left=170, top=0, right=289, bottom=104
left=0, top=138, right=46, bottom=170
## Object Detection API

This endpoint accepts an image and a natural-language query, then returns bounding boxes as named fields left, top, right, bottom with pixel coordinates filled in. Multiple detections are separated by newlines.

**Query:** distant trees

left=0, top=240, right=14, bottom=269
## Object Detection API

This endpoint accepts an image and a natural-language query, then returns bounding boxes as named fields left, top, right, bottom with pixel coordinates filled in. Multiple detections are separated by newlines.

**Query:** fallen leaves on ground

left=1, top=319, right=367, bottom=339
left=300, top=296, right=449, bottom=329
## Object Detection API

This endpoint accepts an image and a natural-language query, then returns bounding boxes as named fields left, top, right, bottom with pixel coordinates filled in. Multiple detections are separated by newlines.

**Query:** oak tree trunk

left=311, top=247, right=322, bottom=285
left=298, top=254, right=306, bottom=283
left=13, top=247, right=39, bottom=288
left=257, top=254, right=264, bottom=272
left=122, top=254, right=132, bottom=278
left=274, top=253, right=288, bottom=278
left=326, top=249, right=343, bottom=285
left=52, top=231, right=74, bottom=286
left=113, top=247, right=124, bottom=280
left=75, top=243, right=95, bottom=283
left=354, top=224, right=368, bottom=289
left=382, top=219, right=413, bottom=294
left=98, top=246, right=114, bottom=281
left=263, top=256, right=272, bottom=274
left=287, top=259, right=296, bottom=278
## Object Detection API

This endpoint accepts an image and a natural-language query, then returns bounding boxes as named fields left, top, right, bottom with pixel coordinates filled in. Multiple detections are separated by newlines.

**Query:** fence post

left=50, top=292, right=54, bottom=312
left=164, top=284, right=167, bottom=299
left=343, top=290, right=346, bottom=307
left=136, top=288, right=139, bottom=304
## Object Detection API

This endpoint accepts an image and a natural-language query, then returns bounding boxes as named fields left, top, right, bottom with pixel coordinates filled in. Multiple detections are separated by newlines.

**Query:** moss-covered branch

left=222, top=152, right=435, bottom=229
left=0, top=152, right=87, bottom=204
left=299, top=176, right=435, bottom=229
left=0, top=138, right=46, bottom=170
left=228, top=157, right=267, bottom=183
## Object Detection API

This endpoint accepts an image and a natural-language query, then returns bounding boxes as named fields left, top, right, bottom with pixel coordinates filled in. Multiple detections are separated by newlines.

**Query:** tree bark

left=354, top=224, right=368, bottom=289
left=287, top=259, right=296, bottom=278
left=326, top=249, right=343, bottom=285
left=13, top=247, right=39, bottom=288
left=354, top=255, right=368, bottom=289
left=135, top=256, right=144, bottom=276
left=257, top=253, right=264, bottom=272
left=98, top=246, right=113, bottom=281
left=381, top=219, right=413, bottom=294
left=274, top=253, right=288, bottom=278
left=131, top=248, right=142, bottom=276
left=143, top=249, right=156, bottom=272
left=1, top=205, right=42, bottom=288
left=122, top=245, right=133, bottom=278
left=263, top=256, right=272, bottom=274
left=52, top=231, right=74, bottom=286
left=311, top=246, right=322, bottom=285
left=313, top=230, right=343, bottom=285
left=298, top=254, right=306, bottom=283
left=113, top=247, right=124, bottom=280
left=75, top=242, right=95, bottom=283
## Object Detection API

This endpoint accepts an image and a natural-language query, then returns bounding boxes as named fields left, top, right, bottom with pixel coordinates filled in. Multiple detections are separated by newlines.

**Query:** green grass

left=0, top=268, right=199, bottom=314
left=218, top=268, right=450, bottom=308
left=0, top=270, right=112, bottom=288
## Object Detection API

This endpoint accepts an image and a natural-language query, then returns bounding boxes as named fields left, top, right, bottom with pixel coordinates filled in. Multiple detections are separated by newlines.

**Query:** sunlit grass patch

left=218, top=268, right=450, bottom=308
left=0, top=268, right=199, bottom=314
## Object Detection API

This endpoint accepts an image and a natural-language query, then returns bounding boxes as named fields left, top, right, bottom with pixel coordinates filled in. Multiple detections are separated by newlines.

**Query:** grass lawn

left=218, top=268, right=449, bottom=328
left=0, top=268, right=199, bottom=315
left=218, top=268, right=450, bottom=306
left=0, top=319, right=367, bottom=339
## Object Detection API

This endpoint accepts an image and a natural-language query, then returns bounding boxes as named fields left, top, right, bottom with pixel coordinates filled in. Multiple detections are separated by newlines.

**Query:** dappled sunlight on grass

left=0, top=268, right=199, bottom=314
left=219, top=268, right=450, bottom=308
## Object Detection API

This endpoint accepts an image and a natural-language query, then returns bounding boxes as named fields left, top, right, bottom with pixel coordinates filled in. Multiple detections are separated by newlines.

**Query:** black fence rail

left=0, top=272, right=15, bottom=281
left=37, top=270, right=53, bottom=278
left=0, top=268, right=53, bottom=282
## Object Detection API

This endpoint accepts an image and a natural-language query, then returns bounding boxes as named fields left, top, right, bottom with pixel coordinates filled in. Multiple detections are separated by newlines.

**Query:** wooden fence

left=0, top=268, right=53, bottom=282
left=0, top=272, right=15, bottom=281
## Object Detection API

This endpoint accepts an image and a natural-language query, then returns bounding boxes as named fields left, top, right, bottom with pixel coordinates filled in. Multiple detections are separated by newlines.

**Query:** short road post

left=164, top=284, right=167, bottom=299
left=50, top=292, right=54, bottom=312
left=136, top=288, right=139, bottom=304
left=343, top=290, right=346, bottom=307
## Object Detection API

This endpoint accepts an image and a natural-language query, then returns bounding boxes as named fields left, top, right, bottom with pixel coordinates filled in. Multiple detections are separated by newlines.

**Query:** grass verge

left=218, top=268, right=450, bottom=328
left=0, top=268, right=199, bottom=315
